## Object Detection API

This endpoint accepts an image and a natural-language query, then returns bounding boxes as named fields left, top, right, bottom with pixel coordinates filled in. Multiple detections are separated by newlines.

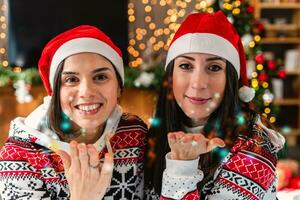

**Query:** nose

left=191, top=70, right=208, bottom=90
left=78, top=79, right=95, bottom=99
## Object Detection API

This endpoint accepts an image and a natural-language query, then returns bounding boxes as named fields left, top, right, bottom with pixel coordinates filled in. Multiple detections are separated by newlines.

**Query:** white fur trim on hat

left=166, top=33, right=240, bottom=78
left=49, top=38, right=124, bottom=89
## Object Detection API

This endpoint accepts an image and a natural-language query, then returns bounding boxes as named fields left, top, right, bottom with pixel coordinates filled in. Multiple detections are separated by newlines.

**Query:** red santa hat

left=38, top=25, right=124, bottom=96
left=166, top=11, right=255, bottom=102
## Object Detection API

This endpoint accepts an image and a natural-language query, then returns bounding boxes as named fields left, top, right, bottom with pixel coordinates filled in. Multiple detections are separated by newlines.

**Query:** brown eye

left=65, top=76, right=79, bottom=83
left=94, top=73, right=108, bottom=81
left=208, top=64, right=222, bottom=72
left=178, top=63, right=192, bottom=70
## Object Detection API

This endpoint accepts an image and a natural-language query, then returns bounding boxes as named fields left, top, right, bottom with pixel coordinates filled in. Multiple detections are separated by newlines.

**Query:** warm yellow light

left=170, top=14, right=177, bottom=23
left=149, top=22, right=156, bottom=30
left=128, top=3, right=134, bottom=9
left=133, top=51, right=140, bottom=57
left=264, top=102, right=270, bottom=106
left=1, top=23, right=6, bottom=29
left=160, top=0, right=167, bottom=6
left=0, top=33, right=6, bottom=39
left=233, top=0, right=241, bottom=7
left=164, top=44, right=169, bottom=50
left=153, top=44, right=160, bottom=51
left=264, top=107, right=271, bottom=114
left=262, top=113, right=268, bottom=118
left=207, top=7, right=214, bottom=13
left=164, top=16, right=170, bottom=24
left=256, top=64, right=263, bottom=71
left=127, top=46, right=134, bottom=54
left=174, top=24, right=180, bottom=32
left=178, top=9, right=186, bottom=17
left=252, top=72, right=258, bottom=78
left=0, top=16, right=5, bottom=22
left=262, top=82, right=269, bottom=88
left=128, top=15, right=135, bottom=22
left=164, top=28, right=170, bottom=35
left=128, top=8, right=134, bottom=15
left=2, top=60, right=8, bottom=67
left=145, top=5, right=152, bottom=12
left=166, top=0, right=172, bottom=4
left=195, top=3, right=201, bottom=10
left=0, top=48, right=5, bottom=54
left=181, top=2, right=187, bottom=8
left=185, top=0, right=191, bottom=2
left=251, top=79, right=258, bottom=87
left=145, top=16, right=151, bottom=23
left=167, top=9, right=173, bottom=16
left=176, top=0, right=181, bottom=6
left=270, top=117, right=276, bottom=123
left=169, top=23, right=176, bottom=30
left=139, top=43, right=146, bottom=50
left=136, top=58, right=143, bottom=64
left=141, top=29, right=147, bottom=35
left=232, top=8, right=240, bottom=15
left=136, top=34, right=143, bottom=41
left=249, top=41, right=255, bottom=48
left=135, top=28, right=141, bottom=34
left=223, top=3, right=233, bottom=10
left=157, top=41, right=164, bottom=47
left=129, top=39, right=136, bottom=46
left=200, top=1, right=207, bottom=8
left=142, top=0, right=149, bottom=4
left=254, top=35, right=261, bottom=42
left=149, top=36, right=156, bottom=44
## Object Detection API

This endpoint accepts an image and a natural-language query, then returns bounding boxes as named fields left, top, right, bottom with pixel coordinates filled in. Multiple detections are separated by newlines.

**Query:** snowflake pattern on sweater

left=158, top=117, right=284, bottom=200
left=0, top=113, right=148, bottom=200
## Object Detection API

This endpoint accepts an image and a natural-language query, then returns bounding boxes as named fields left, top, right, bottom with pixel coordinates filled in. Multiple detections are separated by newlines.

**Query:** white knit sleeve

left=161, top=153, right=203, bottom=199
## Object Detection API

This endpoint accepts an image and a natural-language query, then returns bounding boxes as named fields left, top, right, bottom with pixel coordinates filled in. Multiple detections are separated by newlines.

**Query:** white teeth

left=78, top=104, right=100, bottom=111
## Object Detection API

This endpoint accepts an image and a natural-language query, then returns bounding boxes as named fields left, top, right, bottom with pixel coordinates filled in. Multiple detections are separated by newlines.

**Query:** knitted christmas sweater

left=0, top=112, right=147, bottom=200
left=146, top=116, right=285, bottom=200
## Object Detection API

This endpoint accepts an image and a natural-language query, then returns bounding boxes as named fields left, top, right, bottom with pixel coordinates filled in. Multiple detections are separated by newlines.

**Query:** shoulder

left=252, top=115, right=285, bottom=153
left=118, top=112, right=148, bottom=132
left=0, top=136, right=58, bottom=171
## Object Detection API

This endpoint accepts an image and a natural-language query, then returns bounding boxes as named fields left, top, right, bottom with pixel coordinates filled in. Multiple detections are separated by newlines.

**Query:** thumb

left=207, top=138, right=225, bottom=152
left=56, top=150, right=71, bottom=170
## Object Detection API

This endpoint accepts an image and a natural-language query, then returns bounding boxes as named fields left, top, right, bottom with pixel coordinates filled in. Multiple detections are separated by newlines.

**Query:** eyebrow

left=62, top=67, right=111, bottom=75
left=178, top=55, right=226, bottom=62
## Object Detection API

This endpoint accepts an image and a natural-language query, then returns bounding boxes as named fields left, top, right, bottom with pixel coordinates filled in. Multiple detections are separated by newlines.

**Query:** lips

left=185, top=96, right=211, bottom=105
left=75, top=103, right=103, bottom=115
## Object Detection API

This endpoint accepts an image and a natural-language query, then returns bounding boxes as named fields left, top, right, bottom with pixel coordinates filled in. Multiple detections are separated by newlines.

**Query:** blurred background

left=0, top=0, right=299, bottom=197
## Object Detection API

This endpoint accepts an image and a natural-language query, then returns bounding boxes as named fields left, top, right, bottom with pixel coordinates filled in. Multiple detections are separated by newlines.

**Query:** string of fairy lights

left=128, top=0, right=279, bottom=124
left=0, top=0, right=8, bottom=68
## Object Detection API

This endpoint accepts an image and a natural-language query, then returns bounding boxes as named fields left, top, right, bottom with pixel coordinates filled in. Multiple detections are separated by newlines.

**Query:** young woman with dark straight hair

left=144, top=11, right=285, bottom=200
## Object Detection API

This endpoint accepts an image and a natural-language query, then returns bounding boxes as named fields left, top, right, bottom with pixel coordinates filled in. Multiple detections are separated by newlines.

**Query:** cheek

left=172, top=73, right=187, bottom=104
left=59, top=88, right=74, bottom=111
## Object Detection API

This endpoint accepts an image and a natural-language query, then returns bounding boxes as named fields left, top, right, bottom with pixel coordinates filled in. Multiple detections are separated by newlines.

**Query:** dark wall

left=8, top=0, right=128, bottom=68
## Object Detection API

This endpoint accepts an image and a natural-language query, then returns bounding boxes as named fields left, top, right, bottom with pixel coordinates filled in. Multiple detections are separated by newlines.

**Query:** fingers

left=78, top=143, right=89, bottom=175
left=207, top=137, right=225, bottom=152
left=105, top=134, right=113, bottom=157
left=70, top=141, right=80, bottom=172
left=98, top=153, right=114, bottom=196
left=87, top=144, right=99, bottom=168
left=56, top=150, right=71, bottom=170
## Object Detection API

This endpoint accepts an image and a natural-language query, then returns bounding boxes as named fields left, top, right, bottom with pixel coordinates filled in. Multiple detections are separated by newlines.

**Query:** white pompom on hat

left=165, top=11, right=255, bottom=102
